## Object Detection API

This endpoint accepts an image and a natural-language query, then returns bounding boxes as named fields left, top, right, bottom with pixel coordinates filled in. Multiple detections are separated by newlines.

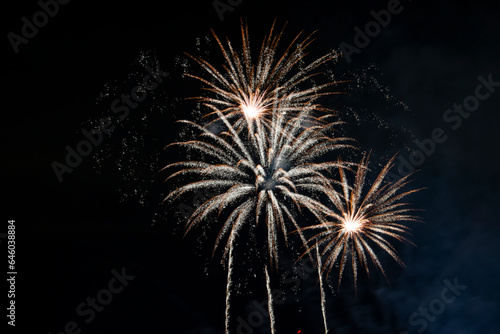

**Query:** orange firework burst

left=302, top=154, right=422, bottom=289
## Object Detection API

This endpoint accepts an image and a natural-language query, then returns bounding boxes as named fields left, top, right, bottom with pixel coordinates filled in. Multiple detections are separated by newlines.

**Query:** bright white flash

left=240, top=92, right=265, bottom=119
left=342, top=214, right=363, bottom=233
left=241, top=103, right=262, bottom=119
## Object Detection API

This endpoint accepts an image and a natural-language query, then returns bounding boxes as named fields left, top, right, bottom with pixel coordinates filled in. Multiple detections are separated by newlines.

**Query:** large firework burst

left=163, top=107, right=351, bottom=267
left=301, top=154, right=422, bottom=290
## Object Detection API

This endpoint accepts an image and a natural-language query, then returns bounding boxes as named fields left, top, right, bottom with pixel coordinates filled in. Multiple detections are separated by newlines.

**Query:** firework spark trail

left=225, top=239, right=235, bottom=334
left=302, top=154, right=422, bottom=290
left=316, top=244, right=329, bottom=334
left=265, top=265, right=276, bottom=334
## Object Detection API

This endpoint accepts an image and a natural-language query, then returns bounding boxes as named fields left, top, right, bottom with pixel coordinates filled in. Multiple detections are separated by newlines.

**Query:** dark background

left=2, top=0, right=500, bottom=333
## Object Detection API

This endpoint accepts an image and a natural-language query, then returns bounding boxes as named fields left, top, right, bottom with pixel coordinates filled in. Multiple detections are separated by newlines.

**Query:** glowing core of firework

left=342, top=213, right=364, bottom=233
left=240, top=92, right=266, bottom=119
left=241, top=103, right=262, bottom=119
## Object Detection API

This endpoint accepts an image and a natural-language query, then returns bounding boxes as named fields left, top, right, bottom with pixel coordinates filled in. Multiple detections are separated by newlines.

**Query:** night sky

left=2, top=0, right=500, bottom=333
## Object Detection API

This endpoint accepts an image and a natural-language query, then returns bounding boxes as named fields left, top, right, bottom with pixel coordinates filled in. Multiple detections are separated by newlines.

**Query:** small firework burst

left=302, top=154, right=422, bottom=290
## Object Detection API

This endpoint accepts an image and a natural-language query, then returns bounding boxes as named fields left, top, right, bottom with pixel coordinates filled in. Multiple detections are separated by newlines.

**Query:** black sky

left=2, top=0, right=500, bottom=333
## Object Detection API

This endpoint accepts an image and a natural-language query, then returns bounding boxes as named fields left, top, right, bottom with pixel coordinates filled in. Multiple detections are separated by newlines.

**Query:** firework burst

left=163, top=107, right=351, bottom=267
left=185, top=20, right=347, bottom=131
left=301, top=154, right=422, bottom=290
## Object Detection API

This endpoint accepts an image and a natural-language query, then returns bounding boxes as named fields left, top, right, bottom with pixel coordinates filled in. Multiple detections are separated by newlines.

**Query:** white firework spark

left=165, top=21, right=352, bottom=268
left=316, top=243, right=329, bottom=334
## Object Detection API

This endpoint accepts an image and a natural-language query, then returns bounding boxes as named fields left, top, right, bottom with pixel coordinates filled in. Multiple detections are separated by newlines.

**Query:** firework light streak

left=225, top=238, right=235, bottom=334
left=316, top=243, right=329, bottom=334
left=163, top=95, right=349, bottom=333
left=265, top=265, right=276, bottom=334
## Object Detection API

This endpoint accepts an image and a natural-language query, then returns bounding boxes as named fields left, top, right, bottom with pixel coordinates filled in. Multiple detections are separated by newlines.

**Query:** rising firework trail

left=316, top=243, right=329, bottom=334
left=265, top=265, right=276, bottom=334
left=163, top=20, right=351, bottom=333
